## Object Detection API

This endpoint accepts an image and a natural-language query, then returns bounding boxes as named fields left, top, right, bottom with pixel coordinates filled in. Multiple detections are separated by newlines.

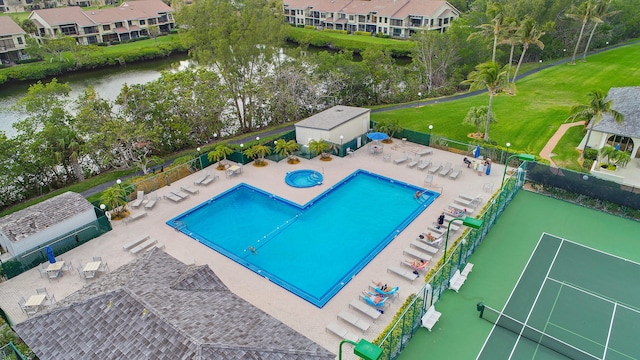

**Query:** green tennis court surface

left=477, top=233, right=640, bottom=360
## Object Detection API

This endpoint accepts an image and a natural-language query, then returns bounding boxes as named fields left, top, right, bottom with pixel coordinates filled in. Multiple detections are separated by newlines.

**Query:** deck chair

left=416, top=148, right=433, bottom=156
left=449, top=164, right=462, bottom=179
left=374, top=286, right=399, bottom=298
left=130, top=191, right=144, bottom=208
left=393, top=153, right=409, bottom=164
left=362, top=291, right=388, bottom=309
left=145, top=193, right=158, bottom=209
left=424, top=174, right=434, bottom=186
left=406, top=157, right=419, bottom=168
left=428, top=162, right=442, bottom=174
left=194, top=172, right=209, bottom=185
left=164, top=192, right=184, bottom=203
left=201, top=173, right=218, bottom=186
left=417, top=158, right=431, bottom=170
left=439, top=162, right=452, bottom=176
left=181, top=185, right=199, bottom=195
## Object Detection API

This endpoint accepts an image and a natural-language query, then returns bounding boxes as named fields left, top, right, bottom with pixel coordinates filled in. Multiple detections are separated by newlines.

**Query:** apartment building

left=283, top=0, right=459, bottom=38
left=28, top=0, right=174, bottom=45
left=0, top=16, right=27, bottom=64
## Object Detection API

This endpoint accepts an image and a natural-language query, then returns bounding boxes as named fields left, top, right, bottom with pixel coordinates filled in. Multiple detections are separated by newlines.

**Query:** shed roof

left=14, top=248, right=335, bottom=360
left=296, top=105, right=370, bottom=131
left=0, top=192, right=94, bottom=243
left=592, top=87, right=640, bottom=138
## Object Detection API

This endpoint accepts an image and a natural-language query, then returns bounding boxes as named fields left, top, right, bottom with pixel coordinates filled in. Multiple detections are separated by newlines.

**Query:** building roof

left=0, top=16, right=26, bottom=36
left=393, top=1, right=451, bottom=19
left=295, top=105, right=370, bottom=131
left=0, top=192, right=94, bottom=243
left=592, top=87, right=640, bottom=138
left=14, top=249, right=335, bottom=360
left=31, top=6, right=96, bottom=27
left=283, top=0, right=456, bottom=19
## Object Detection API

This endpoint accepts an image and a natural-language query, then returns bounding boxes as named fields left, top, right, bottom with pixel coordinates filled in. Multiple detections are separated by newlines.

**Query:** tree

left=207, top=144, right=234, bottom=169
left=582, top=0, right=619, bottom=61
left=461, top=61, right=510, bottom=141
left=243, top=144, right=271, bottom=166
left=177, top=0, right=287, bottom=133
left=463, top=106, right=496, bottom=138
left=41, top=35, right=77, bottom=62
left=511, top=16, right=545, bottom=82
left=411, top=30, right=459, bottom=95
left=308, top=139, right=331, bottom=159
left=567, top=89, right=623, bottom=158
left=100, top=184, right=128, bottom=218
left=374, top=119, right=403, bottom=141
left=274, top=139, right=300, bottom=163
left=566, top=0, right=596, bottom=65
left=468, top=1, right=506, bottom=62
left=147, top=25, right=161, bottom=42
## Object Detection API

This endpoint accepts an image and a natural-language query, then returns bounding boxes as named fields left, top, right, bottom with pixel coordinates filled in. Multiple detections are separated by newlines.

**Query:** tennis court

left=396, top=191, right=640, bottom=360
left=477, top=233, right=640, bottom=360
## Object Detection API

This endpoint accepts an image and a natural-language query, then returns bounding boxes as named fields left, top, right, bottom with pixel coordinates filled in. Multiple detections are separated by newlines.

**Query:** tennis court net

left=478, top=303, right=600, bottom=360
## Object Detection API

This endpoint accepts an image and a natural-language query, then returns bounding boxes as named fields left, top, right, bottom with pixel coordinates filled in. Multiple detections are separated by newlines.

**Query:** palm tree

left=468, top=1, right=505, bottom=62
left=274, top=139, right=300, bottom=163
left=100, top=184, right=127, bottom=218
left=582, top=0, right=619, bottom=62
left=463, top=106, right=496, bottom=138
left=500, top=17, right=520, bottom=84
left=567, top=89, right=624, bottom=158
left=511, top=16, right=545, bottom=83
left=461, top=61, right=510, bottom=141
left=308, top=139, right=331, bottom=159
left=566, top=0, right=596, bottom=65
left=243, top=144, right=271, bottom=166
left=374, top=119, right=402, bottom=142
left=207, top=144, right=233, bottom=169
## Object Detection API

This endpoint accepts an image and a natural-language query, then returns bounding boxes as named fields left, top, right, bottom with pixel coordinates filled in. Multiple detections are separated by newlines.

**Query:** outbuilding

left=295, top=105, right=371, bottom=149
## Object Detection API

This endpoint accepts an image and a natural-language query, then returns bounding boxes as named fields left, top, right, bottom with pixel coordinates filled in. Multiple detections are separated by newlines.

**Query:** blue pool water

left=285, top=169, right=323, bottom=187
left=167, top=169, right=438, bottom=307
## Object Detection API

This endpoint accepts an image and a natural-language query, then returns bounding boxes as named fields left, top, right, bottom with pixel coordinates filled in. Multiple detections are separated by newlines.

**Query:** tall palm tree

left=582, top=0, right=619, bottom=61
left=207, top=144, right=233, bottom=169
left=500, top=17, right=520, bottom=84
left=566, top=0, right=596, bottom=65
left=461, top=61, right=510, bottom=141
left=274, top=139, right=300, bottom=163
left=468, top=1, right=505, bottom=62
left=244, top=144, right=271, bottom=166
left=511, top=16, right=545, bottom=83
left=567, top=89, right=624, bottom=158
left=463, top=106, right=496, bottom=138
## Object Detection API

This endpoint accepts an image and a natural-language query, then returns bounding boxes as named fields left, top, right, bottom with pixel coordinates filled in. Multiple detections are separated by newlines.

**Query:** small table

left=25, top=294, right=46, bottom=311
left=83, top=261, right=101, bottom=278
left=46, top=261, right=64, bottom=273
left=228, top=165, right=242, bottom=175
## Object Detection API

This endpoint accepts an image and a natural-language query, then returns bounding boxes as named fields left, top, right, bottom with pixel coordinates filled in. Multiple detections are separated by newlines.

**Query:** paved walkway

left=538, top=121, right=585, bottom=167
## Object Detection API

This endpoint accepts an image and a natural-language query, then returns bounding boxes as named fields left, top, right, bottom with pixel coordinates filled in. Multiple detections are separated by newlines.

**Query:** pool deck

left=0, top=142, right=503, bottom=358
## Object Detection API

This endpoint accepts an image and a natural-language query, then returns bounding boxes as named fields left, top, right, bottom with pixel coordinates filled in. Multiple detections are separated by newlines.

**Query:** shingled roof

left=0, top=192, right=94, bottom=243
left=14, top=248, right=335, bottom=360
left=592, top=87, right=640, bottom=138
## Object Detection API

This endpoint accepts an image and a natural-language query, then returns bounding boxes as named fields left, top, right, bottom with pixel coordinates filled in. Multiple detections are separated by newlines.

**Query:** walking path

left=538, top=121, right=585, bottom=167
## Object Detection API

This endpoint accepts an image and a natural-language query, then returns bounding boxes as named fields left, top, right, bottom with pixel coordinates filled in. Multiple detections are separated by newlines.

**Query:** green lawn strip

left=286, top=27, right=414, bottom=55
left=550, top=125, right=585, bottom=171
left=372, top=42, right=640, bottom=155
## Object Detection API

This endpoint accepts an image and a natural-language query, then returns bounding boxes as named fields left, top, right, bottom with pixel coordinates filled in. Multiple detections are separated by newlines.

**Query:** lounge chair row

left=195, top=172, right=218, bottom=186
left=130, top=191, right=158, bottom=210
left=165, top=190, right=190, bottom=203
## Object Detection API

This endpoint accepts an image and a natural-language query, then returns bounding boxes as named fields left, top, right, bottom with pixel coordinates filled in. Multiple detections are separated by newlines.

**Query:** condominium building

left=28, top=0, right=175, bottom=45
left=0, top=16, right=27, bottom=64
left=283, top=0, right=460, bottom=38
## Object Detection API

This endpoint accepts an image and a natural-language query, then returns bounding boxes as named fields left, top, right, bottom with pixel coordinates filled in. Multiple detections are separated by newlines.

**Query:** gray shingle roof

left=0, top=192, right=94, bottom=242
left=295, top=105, right=370, bottom=131
left=14, top=248, right=335, bottom=360
left=592, top=87, right=640, bottom=138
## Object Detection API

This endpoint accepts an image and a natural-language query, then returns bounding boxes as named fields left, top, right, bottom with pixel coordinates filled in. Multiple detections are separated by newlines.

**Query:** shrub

left=304, top=25, right=316, bottom=30
left=323, top=29, right=348, bottom=34
left=583, top=148, right=598, bottom=161
left=353, top=31, right=372, bottom=36
left=583, top=158, right=594, bottom=170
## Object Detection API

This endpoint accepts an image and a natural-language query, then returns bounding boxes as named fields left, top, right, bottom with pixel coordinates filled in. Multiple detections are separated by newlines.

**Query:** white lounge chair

left=424, top=174, right=434, bottom=186
left=449, top=164, right=462, bottom=179
left=164, top=193, right=184, bottom=203
left=416, top=148, right=433, bottom=156
left=194, top=172, right=209, bottom=185
left=428, top=162, right=442, bottom=174
left=403, top=248, right=432, bottom=262
left=145, top=194, right=158, bottom=209
left=181, top=185, right=199, bottom=195
left=439, top=162, right=452, bottom=176
left=387, top=265, right=418, bottom=282
left=200, top=173, right=218, bottom=186
left=417, top=158, right=431, bottom=170
left=337, top=311, right=371, bottom=332
left=393, top=153, right=409, bottom=164
left=348, top=299, right=382, bottom=320
left=124, top=211, right=147, bottom=224
left=410, top=240, right=439, bottom=255
left=406, top=157, right=419, bottom=168
left=326, top=322, right=360, bottom=342
left=130, top=238, right=158, bottom=255
left=130, top=191, right=144, bottom=208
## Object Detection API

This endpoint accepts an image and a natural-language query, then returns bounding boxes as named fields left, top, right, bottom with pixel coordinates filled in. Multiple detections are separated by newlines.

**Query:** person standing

left=485, top=158, right=492, bottom=175
left=477, top=161, right=484, bottom=176
left=437, top=212, right=445, bottom=229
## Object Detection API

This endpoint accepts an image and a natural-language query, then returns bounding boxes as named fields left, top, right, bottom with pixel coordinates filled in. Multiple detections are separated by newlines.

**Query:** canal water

left=0, top=53, right=189, bottom=137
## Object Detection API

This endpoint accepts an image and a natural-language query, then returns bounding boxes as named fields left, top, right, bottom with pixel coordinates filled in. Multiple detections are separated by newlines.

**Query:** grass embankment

left=286, top=26, right=414, bottom=56
left=372, top=42, right=640, bottom=158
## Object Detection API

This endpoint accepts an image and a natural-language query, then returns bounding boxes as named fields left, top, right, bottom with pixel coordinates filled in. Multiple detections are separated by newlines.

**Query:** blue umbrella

left=367, top=132, right=389, bottom=141
left=46, top=246, right=56, bottom=264
left=473, top=145, right=481, bottom=158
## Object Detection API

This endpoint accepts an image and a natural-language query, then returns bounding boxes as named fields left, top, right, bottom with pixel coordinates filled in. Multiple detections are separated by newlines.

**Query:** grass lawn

left=550, top=125, right=585, bottom=170
left=287, top=27, right=414, bottom=55
left=372, top=41, right=640, bottom=156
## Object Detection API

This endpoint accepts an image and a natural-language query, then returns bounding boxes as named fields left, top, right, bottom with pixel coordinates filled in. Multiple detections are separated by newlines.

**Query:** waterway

left=0, top=53, right=189, bottom=137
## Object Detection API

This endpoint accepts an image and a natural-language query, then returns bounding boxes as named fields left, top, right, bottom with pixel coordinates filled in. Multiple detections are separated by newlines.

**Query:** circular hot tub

left=285, top=170, right=323, bottom=188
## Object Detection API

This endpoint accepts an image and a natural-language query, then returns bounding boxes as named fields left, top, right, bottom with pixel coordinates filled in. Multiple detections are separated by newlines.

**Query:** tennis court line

left=605, top=304, right=617, bottom=360
left=542, top=232, right=640, bottom=267
left=546, top=277, right=640, bottom=314
left=475, top=233, right=553, bottom=359
left=508, top=239, right=565, bottom=359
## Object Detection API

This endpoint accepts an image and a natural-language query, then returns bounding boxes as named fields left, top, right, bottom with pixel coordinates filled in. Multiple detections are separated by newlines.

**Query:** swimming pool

left=167, top=169, right=438, bottom=307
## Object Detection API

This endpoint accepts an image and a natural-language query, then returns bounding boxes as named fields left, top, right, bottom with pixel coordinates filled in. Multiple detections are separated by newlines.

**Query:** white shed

left=0, top=192, right=97, bottom=257
left=295, top=105, right=371, bottom=147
